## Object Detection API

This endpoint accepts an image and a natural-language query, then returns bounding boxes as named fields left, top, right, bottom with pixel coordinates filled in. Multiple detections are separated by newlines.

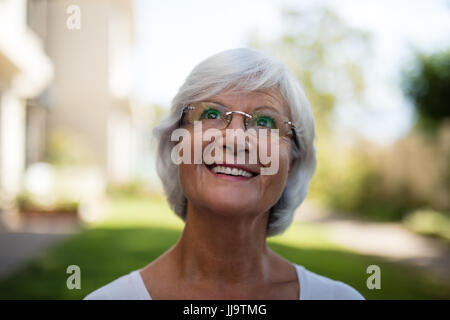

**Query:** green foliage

left=402, top=49, right=450, bottom=134
left=362, top=125, right=450, bottom=220
left=308, top=136, right=437, bottom=221
left=404, top=208, right=450, bottom=242
left=357, top=197, right=417, bottom=222
left=309, top=143, right=377, bottom=215
left=262, top=8, right=450, bottom=221
left=15, top=191, right=79, bottom=214
left=106, top=179, right=148, bottom=197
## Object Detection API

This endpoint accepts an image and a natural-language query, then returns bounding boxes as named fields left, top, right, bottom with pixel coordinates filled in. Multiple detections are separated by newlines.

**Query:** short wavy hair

left=153, top=48, right=317, bottom=236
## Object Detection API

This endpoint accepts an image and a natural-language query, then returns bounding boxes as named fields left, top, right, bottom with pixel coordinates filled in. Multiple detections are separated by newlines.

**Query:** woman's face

left=178, top=89, right=295, bottom=219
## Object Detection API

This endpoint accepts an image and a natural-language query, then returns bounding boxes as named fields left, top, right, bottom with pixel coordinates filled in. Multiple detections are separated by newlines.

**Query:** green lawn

left=0, top=194, right=449, bottom=299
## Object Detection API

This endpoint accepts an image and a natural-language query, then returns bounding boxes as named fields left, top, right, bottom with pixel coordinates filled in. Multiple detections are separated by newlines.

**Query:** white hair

left=153, top=48, right=317, bottom=236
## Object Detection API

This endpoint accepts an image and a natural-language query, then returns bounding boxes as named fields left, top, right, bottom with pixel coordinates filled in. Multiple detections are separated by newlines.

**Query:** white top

left=84, top=264, right=364, bottom=300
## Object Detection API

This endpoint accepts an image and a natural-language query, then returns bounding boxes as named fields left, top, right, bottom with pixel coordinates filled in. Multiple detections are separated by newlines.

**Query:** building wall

left=0, top=92, right=26, bottom=197
left=0, top=0, right=137, bottom=214
left=0, top=0, right=53, bottom=208
left=34, top=0, right=136, bottom=184
left=44, top=1, right=110, bottom=171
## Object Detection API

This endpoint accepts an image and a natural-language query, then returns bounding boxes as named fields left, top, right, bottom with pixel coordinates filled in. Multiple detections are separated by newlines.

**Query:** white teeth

left=211, top=165, right=253, bottom=177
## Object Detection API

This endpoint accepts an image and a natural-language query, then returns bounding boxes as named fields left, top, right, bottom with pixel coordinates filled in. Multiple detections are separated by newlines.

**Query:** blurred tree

left=250, top=6, right=450, bottom=222
left=402, top=49, right=450, bottom=134
left=250, top=6, right=372, bottom=134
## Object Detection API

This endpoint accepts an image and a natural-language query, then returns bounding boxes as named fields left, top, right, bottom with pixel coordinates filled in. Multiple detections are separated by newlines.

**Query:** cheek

left=278, top=149, right=291, bottom=186
left=176, top=127, right=220, bottom=164
left=258, top=143, right=291, bottom=205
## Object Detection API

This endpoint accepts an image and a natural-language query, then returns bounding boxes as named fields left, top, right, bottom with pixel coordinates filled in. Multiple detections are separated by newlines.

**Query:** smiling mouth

left=206, top=164, right=258, bottom=179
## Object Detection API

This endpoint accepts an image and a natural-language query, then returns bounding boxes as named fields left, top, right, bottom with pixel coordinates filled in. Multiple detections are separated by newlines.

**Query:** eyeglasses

left=180, top=101, right=299, bottom=146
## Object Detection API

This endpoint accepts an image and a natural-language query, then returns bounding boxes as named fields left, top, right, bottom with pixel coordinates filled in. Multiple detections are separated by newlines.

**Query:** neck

left=171, top=201, right=271, bottom=285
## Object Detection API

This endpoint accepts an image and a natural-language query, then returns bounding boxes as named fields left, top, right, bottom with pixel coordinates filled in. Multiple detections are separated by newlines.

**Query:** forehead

left=210, top=88, right=290, bottom=117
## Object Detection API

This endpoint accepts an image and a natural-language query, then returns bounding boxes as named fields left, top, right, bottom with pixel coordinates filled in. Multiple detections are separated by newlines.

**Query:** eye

left=255, top=115, right=276, bottom=129
left=200, top=108, right=222, bottom=120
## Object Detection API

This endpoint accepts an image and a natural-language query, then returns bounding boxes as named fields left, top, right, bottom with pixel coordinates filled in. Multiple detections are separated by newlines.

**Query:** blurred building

left=0, top=0, right=53, bottom=208
left=28, top=0, right=137, bottom=185
left=1, top=0, right=137, bottom=219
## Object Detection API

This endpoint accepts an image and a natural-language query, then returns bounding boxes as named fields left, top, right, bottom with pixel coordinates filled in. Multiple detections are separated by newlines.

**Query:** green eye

left=200, top=108, right=222, bottom=120
left=255, top=115, right=276, bottom=129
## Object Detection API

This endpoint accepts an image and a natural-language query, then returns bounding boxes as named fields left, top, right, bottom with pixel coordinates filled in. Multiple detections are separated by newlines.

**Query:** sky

left=132, top=0, right=450, bottom=144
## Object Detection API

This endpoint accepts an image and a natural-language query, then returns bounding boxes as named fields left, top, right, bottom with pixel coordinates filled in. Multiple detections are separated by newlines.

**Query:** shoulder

left=83, top=270, right=151, bottom=300
left=295, top=264, right=365, bottom=300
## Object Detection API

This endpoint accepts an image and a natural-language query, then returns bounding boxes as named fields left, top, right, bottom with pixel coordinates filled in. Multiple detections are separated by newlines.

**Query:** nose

left=222, top=112, right=250, bottom=160
left=226, top=112, right=248, bottom=131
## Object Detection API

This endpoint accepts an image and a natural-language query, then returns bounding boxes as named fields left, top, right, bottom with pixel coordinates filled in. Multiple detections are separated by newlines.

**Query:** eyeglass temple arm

left=284, top=120, right=300, bottom=149
left=178, top=105, right=195, bottom=127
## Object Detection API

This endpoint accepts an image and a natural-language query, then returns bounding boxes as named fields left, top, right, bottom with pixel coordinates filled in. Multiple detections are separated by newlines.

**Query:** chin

left=199, top=193, right=259, bottom=217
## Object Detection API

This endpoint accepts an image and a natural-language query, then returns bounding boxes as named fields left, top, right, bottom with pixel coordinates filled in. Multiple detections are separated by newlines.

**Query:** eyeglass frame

left=178, top=102, right=300, bottom=148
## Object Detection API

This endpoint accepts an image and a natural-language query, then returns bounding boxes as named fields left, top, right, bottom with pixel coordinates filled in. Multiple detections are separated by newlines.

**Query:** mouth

left=205, top=163, right=259, bottom=181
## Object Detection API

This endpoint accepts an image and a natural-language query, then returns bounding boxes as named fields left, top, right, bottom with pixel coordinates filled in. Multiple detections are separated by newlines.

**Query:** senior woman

left=85, top=48, right=364, bottom=300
